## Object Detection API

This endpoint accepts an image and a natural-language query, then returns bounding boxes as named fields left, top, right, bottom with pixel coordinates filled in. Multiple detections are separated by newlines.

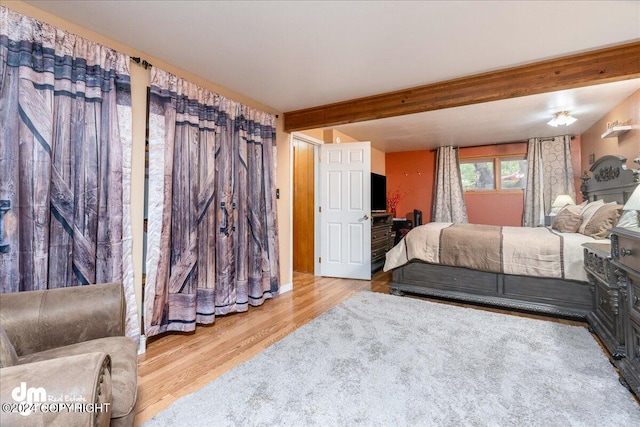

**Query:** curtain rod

left=131, top=57, right=152, bottom=69
left=429, top=140, right=526, bottom=152
left=130, top=57, right=280, bottom=120
left=429, top=135, right=575, bottom=152
left=539, top=135, right=576, bottom=142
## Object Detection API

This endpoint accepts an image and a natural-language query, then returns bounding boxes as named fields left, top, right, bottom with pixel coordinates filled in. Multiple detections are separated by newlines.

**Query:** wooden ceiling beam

left=283, top=40, right=640, bottom=132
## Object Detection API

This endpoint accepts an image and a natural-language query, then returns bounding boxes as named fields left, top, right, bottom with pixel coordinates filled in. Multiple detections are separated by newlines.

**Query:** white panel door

left=319, top=142, right=371, bottom=280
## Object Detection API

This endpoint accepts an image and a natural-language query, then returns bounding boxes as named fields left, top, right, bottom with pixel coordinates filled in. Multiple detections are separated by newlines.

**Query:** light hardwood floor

left=134, top=271, right=391, bottom=425
left=134, top=270, right=590, bottom=425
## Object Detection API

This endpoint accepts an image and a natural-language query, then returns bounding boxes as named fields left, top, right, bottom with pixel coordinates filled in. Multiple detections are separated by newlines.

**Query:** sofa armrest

left=0, top=283, right=126, bottom=356
left=0, top=352, right=112, bottom=427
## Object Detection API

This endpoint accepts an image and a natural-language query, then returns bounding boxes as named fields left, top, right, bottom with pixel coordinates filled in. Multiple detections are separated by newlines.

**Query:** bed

left=385, top=155, right=639, bottom=319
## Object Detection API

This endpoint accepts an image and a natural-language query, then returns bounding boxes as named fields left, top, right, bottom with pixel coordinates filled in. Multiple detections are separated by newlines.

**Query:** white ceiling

left=333, top=79, right=640, bottom=152
left=21, top=0, right=640, bottom=152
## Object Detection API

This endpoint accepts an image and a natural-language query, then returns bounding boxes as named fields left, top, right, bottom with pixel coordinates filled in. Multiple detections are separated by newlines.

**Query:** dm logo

left=11, top=382, right=46, bottom=416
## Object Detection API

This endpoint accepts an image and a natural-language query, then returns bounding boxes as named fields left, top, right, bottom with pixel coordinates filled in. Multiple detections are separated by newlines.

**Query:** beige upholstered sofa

left=0, top=283, right=138, bottom=427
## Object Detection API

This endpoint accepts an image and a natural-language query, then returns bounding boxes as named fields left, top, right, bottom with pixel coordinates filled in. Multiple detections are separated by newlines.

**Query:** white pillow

left=578, top=200, right=605, bottom=234
left=616, top=210, right=640, bottom=228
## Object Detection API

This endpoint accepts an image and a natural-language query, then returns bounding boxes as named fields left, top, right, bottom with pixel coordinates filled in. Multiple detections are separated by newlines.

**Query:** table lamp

left=550, top=194, right=575, bottom=215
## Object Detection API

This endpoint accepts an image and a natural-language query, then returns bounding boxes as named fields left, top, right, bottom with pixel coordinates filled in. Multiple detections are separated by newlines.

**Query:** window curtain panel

left=144, top=67, right=279, bottom=337
left=0, top=7, right=139, bottom=342
left=432, top=146, right=468, bottom=223
left=523, top=135, right=576, bottom=227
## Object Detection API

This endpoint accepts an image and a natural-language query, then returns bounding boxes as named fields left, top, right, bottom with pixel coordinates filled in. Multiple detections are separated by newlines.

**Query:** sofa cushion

left=18, top=336, right=137, bottom=419
left=0, top=283, right=126, bottom=357
left=1, top=352, right=112, bottom=427
left=0, top=325, right=19, bottom=368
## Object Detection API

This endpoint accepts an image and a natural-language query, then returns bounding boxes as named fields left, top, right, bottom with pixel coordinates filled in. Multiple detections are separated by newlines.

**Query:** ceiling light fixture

left=547, top=111, right=577, bottom=127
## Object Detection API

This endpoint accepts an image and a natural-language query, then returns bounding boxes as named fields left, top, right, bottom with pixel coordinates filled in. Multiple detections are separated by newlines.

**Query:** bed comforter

left=384, top=222, right=602, bottom=282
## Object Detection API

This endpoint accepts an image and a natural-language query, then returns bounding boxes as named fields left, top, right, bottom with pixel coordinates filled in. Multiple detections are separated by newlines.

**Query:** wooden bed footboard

left=388, top=155, right=638, bottom=320
left=390, top=260, right=591, bottom=319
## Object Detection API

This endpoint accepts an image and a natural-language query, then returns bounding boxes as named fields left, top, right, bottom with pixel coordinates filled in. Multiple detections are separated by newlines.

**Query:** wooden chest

left=611, top=227, right=640, bottom=398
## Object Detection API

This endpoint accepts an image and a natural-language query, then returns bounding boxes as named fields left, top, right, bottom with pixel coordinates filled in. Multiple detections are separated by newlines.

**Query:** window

left=500, top=158, right=527, bottom=190
left=460, top=156, right=526, bottom=192
left=460, top=160, right=494, bottom=191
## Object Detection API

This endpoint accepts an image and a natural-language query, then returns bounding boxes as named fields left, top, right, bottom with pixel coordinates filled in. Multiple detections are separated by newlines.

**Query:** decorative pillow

left=552, top=209, right=583, bottom=233
left=557, top=203, right=582, bottom=216
left=582, top=203, right=623, bottom=239
left=0, top=325, right=19, bottom=368
left=578, top=200, right=605, bottom=234
left=616, top=210, right=640, bottom=228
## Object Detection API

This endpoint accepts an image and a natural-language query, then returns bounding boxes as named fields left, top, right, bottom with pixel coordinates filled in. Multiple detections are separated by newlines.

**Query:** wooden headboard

left=581, top=155, right=639, bottom=204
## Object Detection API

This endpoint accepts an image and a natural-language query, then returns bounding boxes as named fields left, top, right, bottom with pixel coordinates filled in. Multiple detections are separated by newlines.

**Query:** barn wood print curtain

left=0, top=7, right=139, bottom=342
left=523, top=135, right=576, bottom=227
left=432, top=146, right=468, bottom=223
left=144, top=67, right=279, bottom=337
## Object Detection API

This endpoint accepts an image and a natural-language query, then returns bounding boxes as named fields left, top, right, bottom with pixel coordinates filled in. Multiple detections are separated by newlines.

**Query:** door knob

left=363, top=215, right=369, bottom=220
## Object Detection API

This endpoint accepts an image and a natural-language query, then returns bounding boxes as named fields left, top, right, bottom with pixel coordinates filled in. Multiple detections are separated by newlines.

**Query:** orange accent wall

left=385, top=150, right=436, bottom=222
left=460, top=143, right=528, bottom=157
left=464, top=192, right=524, bottom=226
left=580, top=89, right=639, bottom=175
left=459, top=143, right=527, bottom=226
left=385, top=139, right=582, bottom=226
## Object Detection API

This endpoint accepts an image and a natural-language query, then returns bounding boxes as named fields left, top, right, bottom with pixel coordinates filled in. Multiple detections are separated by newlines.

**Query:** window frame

left=459, top=154, right=527, bottom=194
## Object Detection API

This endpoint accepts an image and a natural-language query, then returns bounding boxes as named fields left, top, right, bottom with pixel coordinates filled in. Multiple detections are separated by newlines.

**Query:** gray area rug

left=144, top=292, right=640, bottom=426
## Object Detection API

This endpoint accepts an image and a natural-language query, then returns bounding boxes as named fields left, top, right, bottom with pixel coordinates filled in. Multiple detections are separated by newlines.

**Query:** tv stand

left=371, top=212, right=393, bottom=273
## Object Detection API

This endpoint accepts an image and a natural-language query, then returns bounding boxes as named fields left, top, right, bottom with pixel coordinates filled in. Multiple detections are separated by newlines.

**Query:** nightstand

left=583, top=241, right=625, bottom=360
left=392, top=218, right=412, bottom=245
left=544, top=215, right=555, bottom=226
left=610, top=227, right=640, bottom=398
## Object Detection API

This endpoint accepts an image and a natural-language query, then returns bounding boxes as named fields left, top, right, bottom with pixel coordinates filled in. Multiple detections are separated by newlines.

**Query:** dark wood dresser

left=610, top=226, right=640, bottom=397
left=583, top=241, right=625, bottom=359
left=371, top=212, right=393, bottom=273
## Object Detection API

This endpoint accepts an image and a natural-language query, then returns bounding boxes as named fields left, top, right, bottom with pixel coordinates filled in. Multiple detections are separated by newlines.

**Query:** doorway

left=292, top=136, right=316, bottom=273
left=318, top=141, right=372, bottom=280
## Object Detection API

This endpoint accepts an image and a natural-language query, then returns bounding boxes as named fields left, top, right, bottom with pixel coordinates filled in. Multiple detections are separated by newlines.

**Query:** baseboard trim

left=138, top=334, right=147, bottom=355
left=280, top=282, right=293, bottom=294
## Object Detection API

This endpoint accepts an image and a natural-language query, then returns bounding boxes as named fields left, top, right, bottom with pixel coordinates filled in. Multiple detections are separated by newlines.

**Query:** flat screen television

left=371, top=173, right=387, bottom=212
